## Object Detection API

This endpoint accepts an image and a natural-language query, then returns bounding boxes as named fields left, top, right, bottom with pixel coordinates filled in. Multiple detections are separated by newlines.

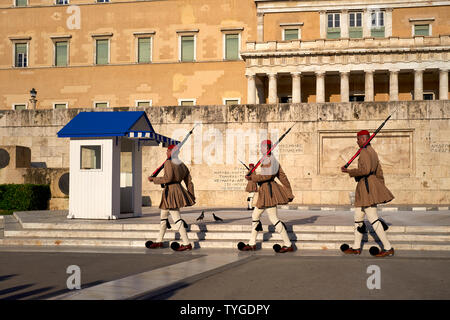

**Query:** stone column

left=268, top=73, right=278, bottom=104
left=341, top=10, right=349, bottom=38
left=389, top=70, right=399, bottom=101
left=319, top=11, right=327, bottom=39
left=316, top=71, right=325, bottom=103
left=363, top=9, right=371, bottom=38
left=340, top=71, right=349, bottom=102
left=385, top=9, right=393, bottom=38
left=291, top=72, right=301, bottom=103
left=365, top=70, right=374, bottom=101
left=247, top=74, right=256, bottom=104
left=257, top=13, right=264, bottom=42
left=439, top=69, right=449, bottom=100
left=414, top=69, right=424, bottom=101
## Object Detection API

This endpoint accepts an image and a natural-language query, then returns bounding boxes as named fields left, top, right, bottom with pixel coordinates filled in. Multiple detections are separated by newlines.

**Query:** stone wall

left=0, top=100, right=449, bottom=207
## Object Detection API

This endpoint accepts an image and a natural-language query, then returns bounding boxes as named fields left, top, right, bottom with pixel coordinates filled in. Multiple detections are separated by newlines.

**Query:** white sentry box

left=68, top=136, right=142, bottom=219
left=58, top=111, right=178, bottom=220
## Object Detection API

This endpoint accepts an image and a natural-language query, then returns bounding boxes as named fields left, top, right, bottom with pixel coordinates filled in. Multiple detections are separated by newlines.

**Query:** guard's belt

left=355, top=172, right=375, bottom=193
left=257, top=177, right=275, bottom=197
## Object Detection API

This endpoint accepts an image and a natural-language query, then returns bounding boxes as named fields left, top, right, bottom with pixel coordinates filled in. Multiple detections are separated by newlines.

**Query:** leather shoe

left=375, top=248, right=394, bottom=257
left=176, top=244, right=192, bottom=251
left=149, top=242, right=164, bottom=249
left=242, top=244, right=257, bottom=251
left=343, top=247, right=361, bottom=255
left=278, top=246, right=294, bottom=253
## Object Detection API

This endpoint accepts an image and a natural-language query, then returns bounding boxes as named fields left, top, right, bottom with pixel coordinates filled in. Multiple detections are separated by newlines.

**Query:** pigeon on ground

left=196, top=211, right=205, bottom=221
left=212, top=213, right=223, bottom=222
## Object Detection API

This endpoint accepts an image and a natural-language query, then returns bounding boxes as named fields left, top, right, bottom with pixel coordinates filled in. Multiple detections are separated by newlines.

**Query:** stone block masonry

left=0, top=101, right=448, bottom=207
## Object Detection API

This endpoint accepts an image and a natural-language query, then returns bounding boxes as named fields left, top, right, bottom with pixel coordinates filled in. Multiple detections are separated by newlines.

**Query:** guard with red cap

left=340, top=130, right=395, bottom=257
left=238, top=139, right=295, bottom=253
left=146, top=144, right=195, bottom=251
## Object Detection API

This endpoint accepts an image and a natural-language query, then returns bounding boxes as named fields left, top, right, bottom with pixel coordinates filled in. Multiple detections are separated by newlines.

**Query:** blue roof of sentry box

left=57, top=111, right=180, bottom=145
left=57, top=111, right=154, bottom=137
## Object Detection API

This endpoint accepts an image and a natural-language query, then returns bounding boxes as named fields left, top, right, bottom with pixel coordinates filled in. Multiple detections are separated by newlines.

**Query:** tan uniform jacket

left=348, top=145, right=394, bottom=207
left=153, top=159, right=195, bottom=210
left=245, top=171, right=258, bottom=192
left=250, top=162, right=294, bottom=209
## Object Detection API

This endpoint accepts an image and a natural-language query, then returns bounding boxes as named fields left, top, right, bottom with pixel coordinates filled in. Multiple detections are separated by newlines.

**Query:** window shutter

left=55, top=42, right=68, bottom=66
left=284, top=29, right=298, bottom=41
left=181, top=36, right=194, bottom=62
left=225, top=34, right=239, bottom=60
left=96, top=39, right=109, bottom=65
left=138, top=38, right=151, bottom=63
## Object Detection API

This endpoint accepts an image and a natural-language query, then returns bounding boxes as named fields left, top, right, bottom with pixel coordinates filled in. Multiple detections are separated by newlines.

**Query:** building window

left=349, top=12, right=363, bottom=38
left=223, top=98, right=240, bottom=106
left=97, top=0, right=109, bottom=2
left=55, top=41, right=68, bottom=66
left=55, top=0, right=69, bottom=4
left=180, top=35, right=195, bottom=62
left=371, top=11, right=385, bottom=37
left=80, top=145, right=101, bottom=170
left=15, top=0, right=27, bottom=6
left=283, top=29, right=299, bottom=41
left=94, top=101, right=109, bottom=108
left=95, top=39, right=109, bottom=65
left=224, top=34, right=240, bottom=60
left=53, top=102, right=68, bottom=109
left=14, top=43, right=28, bottom=68
left=350, top=94, right=365, bottom=102
left=327, top=13, right=341, bottom=39
left=13, top=104, right=27, bottom=110
left=423, top=92, right=435, bottom=100
left=135, top=100, right=152, bottom=107
left=178, top=99, right=196, bottom=106
left=137, top=37, right=152, bottom=63
left=414, top=24, right=431, bottom=36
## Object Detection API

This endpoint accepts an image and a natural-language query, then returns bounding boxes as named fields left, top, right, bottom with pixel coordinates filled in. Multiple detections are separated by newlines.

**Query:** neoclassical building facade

left=244, top=0, right=450, bottom=104
left=0, top=0, right=449, bottom=109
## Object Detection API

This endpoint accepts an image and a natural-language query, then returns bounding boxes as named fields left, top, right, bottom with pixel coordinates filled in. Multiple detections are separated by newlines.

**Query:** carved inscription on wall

left=213, top=167, right=248, bottom=190
left=319, top=130, right=414, bottom=175
left=431, top=143, right=450, bottom=153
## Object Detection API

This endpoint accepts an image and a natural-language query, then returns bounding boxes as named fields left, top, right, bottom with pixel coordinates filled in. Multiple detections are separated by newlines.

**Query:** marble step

left=0, top=237, right=450, bottom=251
left=4, top=228, right=450, bottom=242
left=13, top=221, right=450, bottom=234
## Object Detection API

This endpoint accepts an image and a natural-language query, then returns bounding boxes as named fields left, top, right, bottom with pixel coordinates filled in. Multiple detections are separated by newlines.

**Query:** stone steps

left=0, top=237, right=449, bottom=251
left=13, top=221, right=450, bottom=233
left=2, top=213, right=450, bottom=251
left=4, top=228, right=450, bottom=242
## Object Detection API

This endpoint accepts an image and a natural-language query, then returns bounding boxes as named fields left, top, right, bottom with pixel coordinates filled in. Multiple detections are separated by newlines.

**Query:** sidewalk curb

left=279, top=205, right=450, bottom=212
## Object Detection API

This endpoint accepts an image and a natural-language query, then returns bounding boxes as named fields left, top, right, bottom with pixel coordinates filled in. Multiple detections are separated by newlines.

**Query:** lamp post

left=29, top=88, right=37, bottom=110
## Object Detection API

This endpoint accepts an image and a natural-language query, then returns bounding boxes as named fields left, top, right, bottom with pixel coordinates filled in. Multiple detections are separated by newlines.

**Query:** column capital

left=268, top=73, right=278, bottom=79
left=315, top=70, right=326, bottom=77
left=340, top=71, right=350, bottom=75
left=291, top=72, right=302, bottom=77
left=415, top=68, right=425, bottom=74
left=364, top=69, right=374, bottom=74
left=390, top=69, right=400, bottom=74
left=257, top=12, right=264, bottom=17
left=440, top=68, right=449, bottom=73
left=246, top=74, right=256, bottom=79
